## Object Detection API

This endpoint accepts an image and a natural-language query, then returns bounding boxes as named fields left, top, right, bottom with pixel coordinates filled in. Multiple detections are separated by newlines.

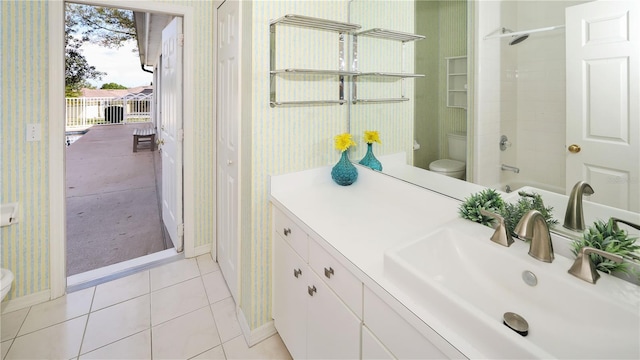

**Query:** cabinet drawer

left=274, top=207, right=308, bottom=261
left=309, top=239, right=362, bottom=318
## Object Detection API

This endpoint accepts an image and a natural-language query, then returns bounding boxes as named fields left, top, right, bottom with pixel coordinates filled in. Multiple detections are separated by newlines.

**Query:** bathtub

left=497, top=180, right=565, bottom=196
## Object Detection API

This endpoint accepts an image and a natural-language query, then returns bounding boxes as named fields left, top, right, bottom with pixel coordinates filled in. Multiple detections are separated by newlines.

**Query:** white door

left=216, top=0, right=240, bottom=301
left=161, top=17, right=184, bottom=251
left=566, top=0, right=639, bottom=212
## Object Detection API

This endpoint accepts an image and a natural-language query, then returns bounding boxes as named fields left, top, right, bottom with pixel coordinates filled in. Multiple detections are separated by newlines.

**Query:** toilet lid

left=430, top=159, right=465, bottom=172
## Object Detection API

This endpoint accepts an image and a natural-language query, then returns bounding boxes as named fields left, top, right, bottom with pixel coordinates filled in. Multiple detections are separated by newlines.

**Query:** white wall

left=475, top=0, right=586, bottom=192
left=473, top=0, right=502, bottom=187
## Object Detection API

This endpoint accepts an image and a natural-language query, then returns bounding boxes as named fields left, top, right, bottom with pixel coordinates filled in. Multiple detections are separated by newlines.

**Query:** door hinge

left=178, top=34, right=185, bottom=47
left=177, top=223, right=184, bottom=237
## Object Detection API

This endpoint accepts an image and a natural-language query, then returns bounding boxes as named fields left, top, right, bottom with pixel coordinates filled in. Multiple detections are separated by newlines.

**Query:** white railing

left=66, top=93, right=154, bottom=129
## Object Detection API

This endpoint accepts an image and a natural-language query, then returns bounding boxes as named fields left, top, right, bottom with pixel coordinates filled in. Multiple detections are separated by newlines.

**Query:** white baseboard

left=1, top=290, right=51, bottom=314
left=193, top=244, right=212, bottom=258
left=237, top=306, right=277, bottom=347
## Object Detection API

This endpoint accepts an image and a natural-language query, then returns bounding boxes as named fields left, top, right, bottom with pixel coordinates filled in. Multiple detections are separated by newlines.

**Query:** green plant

left=499, top=191, right=558, bottom=236
left=459, top=189, right=505, bottom=226
left=571, top=218, right=640, bottom=278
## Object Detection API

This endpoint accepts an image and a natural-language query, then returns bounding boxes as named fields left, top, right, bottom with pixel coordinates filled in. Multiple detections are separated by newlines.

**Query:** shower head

left=509, top=34, right=529, bottom=45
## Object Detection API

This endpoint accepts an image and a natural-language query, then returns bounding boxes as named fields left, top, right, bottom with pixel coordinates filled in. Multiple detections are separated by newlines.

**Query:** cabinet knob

left=283, top=228, right=291, bottom=236
left=324, top=267, right=334, bottom=279
left=308, top=285, right=317, bottom=296
left=293, top=268, right=302, bottom=278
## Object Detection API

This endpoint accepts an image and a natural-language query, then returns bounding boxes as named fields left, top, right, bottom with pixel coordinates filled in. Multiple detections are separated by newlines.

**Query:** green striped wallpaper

left=349, top=0, right=416, bottom=162
left=437, top=0, right=467, bottom=158
left=245, top=0, right=353, bottom=330
left=1, top=0, right=50, bottom=299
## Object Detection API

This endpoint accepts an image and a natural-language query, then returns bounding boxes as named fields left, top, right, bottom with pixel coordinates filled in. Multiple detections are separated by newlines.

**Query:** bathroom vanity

left=269, top=164, right=640, bottom=359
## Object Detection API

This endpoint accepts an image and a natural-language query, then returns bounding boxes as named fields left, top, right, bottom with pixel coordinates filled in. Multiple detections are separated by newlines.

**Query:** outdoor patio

left=65, top=123, right=171, bottom=276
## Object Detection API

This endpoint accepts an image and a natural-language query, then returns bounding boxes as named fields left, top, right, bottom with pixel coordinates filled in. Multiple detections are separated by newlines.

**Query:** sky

left=82, top=40, right=154, bottom=89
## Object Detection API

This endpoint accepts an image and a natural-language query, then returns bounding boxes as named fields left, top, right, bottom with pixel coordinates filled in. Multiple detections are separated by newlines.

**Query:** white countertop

left=269, top=164, right=489, bottom=357
left=270, top=163, right=461, bottom=279
left=269, top=163, right=640, bottom=359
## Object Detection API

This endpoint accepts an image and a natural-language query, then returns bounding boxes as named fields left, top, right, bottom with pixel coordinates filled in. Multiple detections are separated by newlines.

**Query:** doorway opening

left=64, top=1, right=185, bottom=290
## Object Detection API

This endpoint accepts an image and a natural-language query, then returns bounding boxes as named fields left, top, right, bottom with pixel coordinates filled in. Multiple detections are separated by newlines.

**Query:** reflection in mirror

left=413, top=0, right=467, bottom=178
left=349, top=0, right=640, bottom=239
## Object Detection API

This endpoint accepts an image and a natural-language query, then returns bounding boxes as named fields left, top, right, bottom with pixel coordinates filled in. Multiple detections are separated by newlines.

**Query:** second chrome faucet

left=515, top=210, right=554, bottom=262
left=564, top=181, right=594, bottom=231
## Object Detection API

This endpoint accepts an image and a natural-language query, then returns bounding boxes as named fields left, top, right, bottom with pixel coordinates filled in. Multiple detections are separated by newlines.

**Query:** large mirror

left=349, top=0, right=640, bottom=238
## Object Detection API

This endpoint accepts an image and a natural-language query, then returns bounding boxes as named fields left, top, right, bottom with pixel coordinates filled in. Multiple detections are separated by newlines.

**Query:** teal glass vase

left=331, top=151, right=358, bottom=186
left=359, top=143, right=383, bottom=171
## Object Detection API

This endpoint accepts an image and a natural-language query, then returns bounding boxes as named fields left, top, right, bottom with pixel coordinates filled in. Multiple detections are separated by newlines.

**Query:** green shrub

left=459, top=189, right=505, bottom=227
left=499, top=191, right=558, bottom=236
left=571, top=218, right=640, bottom=278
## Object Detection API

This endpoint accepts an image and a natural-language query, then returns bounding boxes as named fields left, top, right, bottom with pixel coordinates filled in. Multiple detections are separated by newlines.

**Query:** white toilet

left=429, top=132, right=467, bottom=179
left=1, top=267, right=14, bottom=301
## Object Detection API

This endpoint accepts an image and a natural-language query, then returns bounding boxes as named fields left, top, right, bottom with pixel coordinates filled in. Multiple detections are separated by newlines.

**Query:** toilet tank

left=447, top=132, right=467, bottom=162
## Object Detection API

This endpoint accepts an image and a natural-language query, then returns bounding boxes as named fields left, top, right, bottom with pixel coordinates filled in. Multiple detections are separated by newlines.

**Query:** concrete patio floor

left=65, top=123, right=171, bottom=276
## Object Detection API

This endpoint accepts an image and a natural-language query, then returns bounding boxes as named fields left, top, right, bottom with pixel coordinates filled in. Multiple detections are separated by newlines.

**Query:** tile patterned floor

left=0, top=255, right=292, bottom=360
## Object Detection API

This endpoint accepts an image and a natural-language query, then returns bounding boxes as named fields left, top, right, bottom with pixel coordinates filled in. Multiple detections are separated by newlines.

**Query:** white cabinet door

left=362, top=325, right=395, bottom=360
left=307, top=270, right=361, bottom=360
left=273, top=235, right=307, bottom=359
left=364, top=287, right=464, bottom=359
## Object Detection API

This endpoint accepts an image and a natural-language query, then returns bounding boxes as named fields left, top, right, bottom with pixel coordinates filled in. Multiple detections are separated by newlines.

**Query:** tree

left=101, top=82, right=128, bottom=90
left=64, top=3, right=136, bottom=96
left=66, top=4, right=136, bottom=49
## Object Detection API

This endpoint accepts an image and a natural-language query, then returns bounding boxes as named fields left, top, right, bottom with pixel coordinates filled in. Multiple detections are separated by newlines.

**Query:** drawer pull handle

left=308, top=285, right=317, bottom=296
left=283, top=228, right=292, bottom=236
left=293, top=268, right=302, bottom=278
left=324, top=267, right=334, bottom=278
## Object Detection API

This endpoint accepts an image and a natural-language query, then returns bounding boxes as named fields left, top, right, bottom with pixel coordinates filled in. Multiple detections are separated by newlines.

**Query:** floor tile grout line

left=78, top=328, right=151, bottom=358
left=77, top=286, right=97, bottom=358
left=150, top=297, right=220, bottom=330
left=11, top=313, right=88, bottom=340
left=89, top=291, right=150, bottom=315
left=148, top=258, right=201, bottom=293
left=11, top=305, right=32, bottom=341
left=200, top=273, right=225, bottom=347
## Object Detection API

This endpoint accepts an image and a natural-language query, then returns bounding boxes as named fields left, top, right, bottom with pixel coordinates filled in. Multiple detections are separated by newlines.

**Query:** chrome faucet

left=515, top=210, right=554, bottom=262
left=479, top=209, right=514, bottom=247
left=563, top=181, right=594, bottom=231
left=568, top=246, right=623, bottom=284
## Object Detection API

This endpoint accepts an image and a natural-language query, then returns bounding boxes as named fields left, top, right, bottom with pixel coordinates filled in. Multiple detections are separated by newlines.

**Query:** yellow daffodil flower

left=334, top=133, right=356, bottom=152
left=364, top=131, right=381, bottom=144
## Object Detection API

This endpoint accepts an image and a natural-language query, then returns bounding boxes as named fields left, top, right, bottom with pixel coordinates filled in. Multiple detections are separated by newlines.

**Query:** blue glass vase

left=331, top=151, right=358, bottom=186
left=359, top=143, right=383, bottom=171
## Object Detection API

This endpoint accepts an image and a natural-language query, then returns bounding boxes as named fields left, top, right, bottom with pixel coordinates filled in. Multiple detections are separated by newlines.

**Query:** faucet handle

left=568, top=246, right=623, bottom=284
left=611, top=217, right=640, bottom=232
left=479, top=209, right=514, bottom=247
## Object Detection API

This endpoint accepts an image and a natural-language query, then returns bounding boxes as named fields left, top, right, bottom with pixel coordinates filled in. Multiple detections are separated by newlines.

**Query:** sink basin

left=384, top=223, right=640, bottom=359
